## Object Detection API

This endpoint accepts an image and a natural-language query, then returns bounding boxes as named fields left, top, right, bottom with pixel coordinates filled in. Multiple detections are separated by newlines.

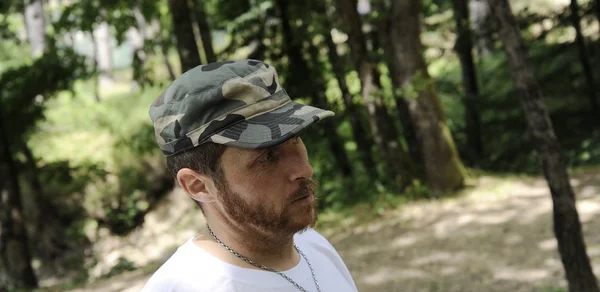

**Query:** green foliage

left=0, top=46, right=88, bottom=145
left=29, top=82, right=170, bottom=236
left=2, top=1, right=600, bottom=287
left=431, top=35, right=600, bottom=173
left=101, top=257, right=136, bottom=279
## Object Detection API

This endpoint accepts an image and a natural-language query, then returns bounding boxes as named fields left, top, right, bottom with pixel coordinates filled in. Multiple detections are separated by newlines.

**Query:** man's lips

left=291, top=195, right=310, bottom=203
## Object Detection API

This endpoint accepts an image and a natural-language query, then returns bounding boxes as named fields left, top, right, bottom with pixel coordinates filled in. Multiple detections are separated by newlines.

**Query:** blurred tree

left=337, top=0, right=416, bottom=187
left=371, top=0, right=423, bottom=170
left=24, top=0, right=46, bottom=57
left=486, top=0, right=599, bottom=291
left=276, top=0, right=353, bottom=177
left=569, top=0, right=598, bottom=114
left=130, top=6, right=148, bottom=86
left=596, top=0, right=600, bottom=27
left=318, top=3, right=377, bottom=176
left=192, top=0, right=216, bottom=63
left=0, top=104, right=38, bottom=290
left=388, top=0, right=465, bottom=191
left=452, top=0, right=484, bottom=165
left=19, top=143, right=66, bottom=263
left=168, top=0, right=202, bottom=73
left=93, top=21, right=114, bottom=80
left=470, top=0, right=492, bottom=57
left=91, top=31, right=101, bottom=101
left=159, top=33, right=177, bottom=81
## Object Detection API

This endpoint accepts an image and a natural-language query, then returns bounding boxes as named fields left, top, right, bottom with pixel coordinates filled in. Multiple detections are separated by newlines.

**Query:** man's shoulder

left=295, top=228, right=330, bottom=244
left=294, top=228, right=340, bottom=254
left=141, top=238, right=223, bottom=292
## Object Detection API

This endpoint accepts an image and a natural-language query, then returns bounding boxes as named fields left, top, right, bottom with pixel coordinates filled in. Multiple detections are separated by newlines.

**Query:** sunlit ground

left=323, top=168, right=600, bottom=292
left=35, top=168, right=600, bottom=292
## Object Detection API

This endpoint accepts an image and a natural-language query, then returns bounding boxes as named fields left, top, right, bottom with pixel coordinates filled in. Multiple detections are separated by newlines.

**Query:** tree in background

left=337, top=0, right=417, bottom=187
left=469, top=0, right=493, bottom=57
left=388, top=0, right=465, bottom=191
left=23, top=0, right=45, bottom=57
left=486, top=0, right=599, bottom=290
left=0, top=105, right=38, bottom=290
left=276, top=0, right=353, bottom=177
left=130, top=6, right=149, bottom=86
left=371, top=0, right=423, bottom=171
left=569, top=0, right=598, bottom=114
left=452, top=0, right=484, bottom=165
left=168, top=0, right=202, bottom=73
left=193, top=0, right=217, bottom=64
left=596, top=0, right=600, bottom=32
left=318, top=3, right=377, bottom=176
left=93, top=21, right=114, bottom=80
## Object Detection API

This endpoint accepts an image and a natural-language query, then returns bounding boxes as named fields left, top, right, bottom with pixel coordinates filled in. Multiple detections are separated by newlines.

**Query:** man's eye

left=260, top=149, right=278, bottom=164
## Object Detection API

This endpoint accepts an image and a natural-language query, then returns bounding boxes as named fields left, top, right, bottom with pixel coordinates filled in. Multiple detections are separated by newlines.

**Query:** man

left=142, top=60, right=358, bottom=292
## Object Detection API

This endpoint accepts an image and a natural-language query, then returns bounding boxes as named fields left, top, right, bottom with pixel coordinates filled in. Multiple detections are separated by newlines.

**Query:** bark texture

left=388, top=0, right=466, bottom=191
left=487, top=0, right=600, bottom=291
left=193, top=0, right=217, bottom=63
left=0, top=107, right=38, bottom=289
left=452, top=0, right=484, bottom=164
left=569, top=0, right=598, bottom=113
left=24, top=0, right=46, bottom=57
left=169, top=0, right=202, bottom=73
left=337, top=0, right=416, bottom=186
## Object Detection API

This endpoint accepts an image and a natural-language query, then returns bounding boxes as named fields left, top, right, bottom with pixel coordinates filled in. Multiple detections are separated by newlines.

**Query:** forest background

left=1, top=0, right=600, bottom=291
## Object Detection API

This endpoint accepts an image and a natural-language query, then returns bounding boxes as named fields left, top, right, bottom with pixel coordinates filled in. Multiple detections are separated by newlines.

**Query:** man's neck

left=197, top=219, right=299, bottom=271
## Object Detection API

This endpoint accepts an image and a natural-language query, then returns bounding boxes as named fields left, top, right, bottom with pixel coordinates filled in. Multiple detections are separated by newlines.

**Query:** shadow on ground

left=325, top=169, right=600, bottom=292
left=45, top=169, right=600, bottom=292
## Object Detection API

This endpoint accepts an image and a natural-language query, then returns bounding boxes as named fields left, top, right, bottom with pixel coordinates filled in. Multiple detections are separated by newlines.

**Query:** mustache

left=289, top=179, right=319, bottom=202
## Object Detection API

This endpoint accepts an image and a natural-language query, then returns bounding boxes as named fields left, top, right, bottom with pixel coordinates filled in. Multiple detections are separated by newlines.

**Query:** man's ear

left=177, top=168, right=218, bottom=203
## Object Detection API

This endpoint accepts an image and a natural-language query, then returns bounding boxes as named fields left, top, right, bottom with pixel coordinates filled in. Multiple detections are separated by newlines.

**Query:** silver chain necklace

left=206, top=224, right=322, bottom=292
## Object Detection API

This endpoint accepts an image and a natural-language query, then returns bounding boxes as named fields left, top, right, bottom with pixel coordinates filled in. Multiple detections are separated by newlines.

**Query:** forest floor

left=42, top=168, right=600, bottom=292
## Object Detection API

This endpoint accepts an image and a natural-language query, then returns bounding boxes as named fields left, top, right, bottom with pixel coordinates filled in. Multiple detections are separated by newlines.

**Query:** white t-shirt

left=141, top=229, right=358, bottom=292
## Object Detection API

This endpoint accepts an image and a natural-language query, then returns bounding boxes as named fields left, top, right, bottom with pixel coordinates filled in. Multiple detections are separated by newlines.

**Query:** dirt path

left=59, top=170, right=600, bottom=292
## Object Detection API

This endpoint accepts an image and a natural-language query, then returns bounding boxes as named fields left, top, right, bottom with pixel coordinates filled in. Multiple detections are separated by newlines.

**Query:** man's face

left=213, top=136, right=318, bottom=235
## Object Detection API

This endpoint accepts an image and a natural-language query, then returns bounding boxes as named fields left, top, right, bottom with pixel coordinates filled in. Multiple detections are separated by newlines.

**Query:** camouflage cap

left=149, top=60, right=334, bottom=156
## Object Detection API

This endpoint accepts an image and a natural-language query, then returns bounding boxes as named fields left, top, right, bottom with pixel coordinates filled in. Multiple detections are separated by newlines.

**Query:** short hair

left=166, top=142, right=227, bottom=211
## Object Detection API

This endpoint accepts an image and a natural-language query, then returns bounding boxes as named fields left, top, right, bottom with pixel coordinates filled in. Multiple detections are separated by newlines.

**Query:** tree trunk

left=487, top=0, right=600, bottom=291
left=0, top=106, right=38, bottom=290
left=569, top=0, right=598, bottom=114
left=193, top=0, right=217, bottom=64
left=452, top=0, right=484, bottom=165
left=23, top=0, right=46, bottom=57
left=596, top=0, right=600, bottom=31
left=470, top=0, right=493, bottom=57
left=318, top=3, right=377, bottom=175
left=131, top=7, right=148, bottom=86
left=277, top=0, right=353, bottom=177
left=388, top=0, right=466, bottom=191
left=91, top=32, right=101, bottom=102
left=21, top=144, right=65, bottom=262
left=337, top=0, right=415, bottom=187
left=93, top=21, right=113, bottom=80
left=372, top=0, right=423, bottom=170
left=168, top=0, right=202, bottom=73
left=159, top=35, right=177, bottom=81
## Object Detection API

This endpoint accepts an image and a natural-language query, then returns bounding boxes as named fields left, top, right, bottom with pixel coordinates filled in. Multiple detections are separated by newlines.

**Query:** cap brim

left=208, top=101, right=334, bottom=149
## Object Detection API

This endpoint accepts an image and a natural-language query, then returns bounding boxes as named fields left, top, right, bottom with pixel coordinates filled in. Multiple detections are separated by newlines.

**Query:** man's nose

left=285, top=138, right=313, bottom=181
